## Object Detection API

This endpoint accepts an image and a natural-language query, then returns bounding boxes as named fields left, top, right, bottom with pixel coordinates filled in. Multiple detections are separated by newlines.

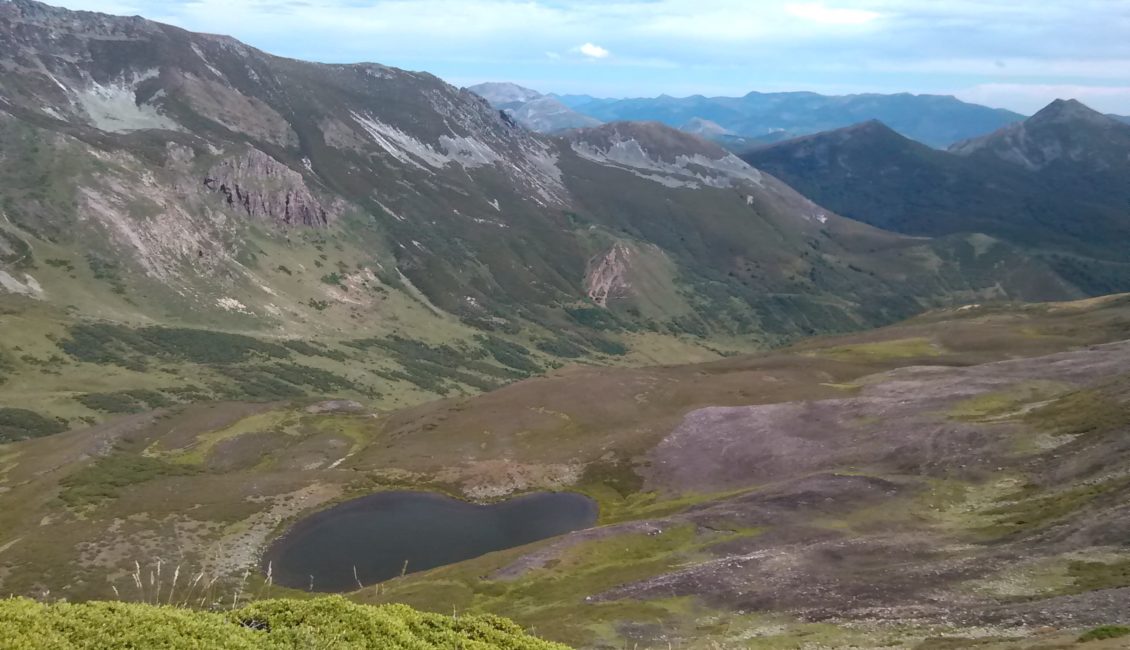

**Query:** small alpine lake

left=264, top=490, right=598, bottom=592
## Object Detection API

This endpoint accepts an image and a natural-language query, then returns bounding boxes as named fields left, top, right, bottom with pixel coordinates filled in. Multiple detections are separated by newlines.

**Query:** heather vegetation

left=0, top=597, right=567, bottom=650
left=0, top=407, right=67, bottom=442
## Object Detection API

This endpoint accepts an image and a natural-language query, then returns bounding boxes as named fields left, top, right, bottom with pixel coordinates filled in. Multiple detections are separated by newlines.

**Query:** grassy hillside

left=0, top=294, right=739, bottom=433
left=0, top=596, right=566, bottom=649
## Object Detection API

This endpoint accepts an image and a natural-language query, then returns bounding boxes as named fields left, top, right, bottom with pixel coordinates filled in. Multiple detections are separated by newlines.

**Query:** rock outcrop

left=586, top=243, right=632, bottom=307
left=203, top=150, right=334, bottom=227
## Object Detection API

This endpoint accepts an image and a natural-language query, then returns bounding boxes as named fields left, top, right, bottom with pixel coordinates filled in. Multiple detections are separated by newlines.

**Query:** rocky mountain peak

left=850, top=118, right=892, bottom=133
left=1029, top=98, right=1110, bottom=125
left=950, top=98, right=1130, bottom=170
left=469, top=82, right=601, bottom=133
left=1, top=0, right=155, bottom=38
left=467, top=82, right=543, bottom=107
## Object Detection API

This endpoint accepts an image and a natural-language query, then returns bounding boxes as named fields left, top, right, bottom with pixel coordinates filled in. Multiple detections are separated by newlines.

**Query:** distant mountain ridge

left=553, top=90, right=1025, bottom=148
left=743, top=98, right=1130, bottom=294
left=467, top=82, right=600, bottom=133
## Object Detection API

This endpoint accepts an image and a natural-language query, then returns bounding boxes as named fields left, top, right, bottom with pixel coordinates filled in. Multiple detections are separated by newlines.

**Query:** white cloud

left=785, top=3, right=882, bottom=25
left=576, top=42, right=611, bottom=59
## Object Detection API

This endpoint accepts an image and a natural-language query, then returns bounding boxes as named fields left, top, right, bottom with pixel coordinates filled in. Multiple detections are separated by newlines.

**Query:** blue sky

left=59, top=0, right=1130, bottom=114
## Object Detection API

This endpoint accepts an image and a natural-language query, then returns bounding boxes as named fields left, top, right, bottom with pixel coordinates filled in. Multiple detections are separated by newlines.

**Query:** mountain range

left=0, top=0, right=1079, bottom=382
left=471, top=82, right=1026, bottom=148
left=743, top=98, right=1130, bottom=295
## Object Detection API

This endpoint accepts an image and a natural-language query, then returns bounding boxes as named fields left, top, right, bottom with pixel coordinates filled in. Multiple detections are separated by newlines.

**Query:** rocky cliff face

left=203, top=150, right=336, bottom=227
left=585, top=243, right=632, bottom=307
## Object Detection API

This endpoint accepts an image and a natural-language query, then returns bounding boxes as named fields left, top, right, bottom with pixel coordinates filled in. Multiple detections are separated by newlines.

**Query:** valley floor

left=3, top=296, right=1130, bottom=648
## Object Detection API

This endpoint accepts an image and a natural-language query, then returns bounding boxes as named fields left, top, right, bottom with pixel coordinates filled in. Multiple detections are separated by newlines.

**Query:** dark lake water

left=264, top=490, right=598, bottom=592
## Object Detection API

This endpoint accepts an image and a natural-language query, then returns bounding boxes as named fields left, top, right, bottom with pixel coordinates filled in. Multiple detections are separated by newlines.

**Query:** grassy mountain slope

left=5, top=295, right=1130, bottom=647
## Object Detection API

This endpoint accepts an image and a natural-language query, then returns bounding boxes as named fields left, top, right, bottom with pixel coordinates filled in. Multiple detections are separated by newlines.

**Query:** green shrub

left=211, top=366, right=305, bottom=400
left=586, top=336, right=628, bottom=356
left=162, top=385, right=212, bottom=402
left=212, top=363, right=360, bottom=400
left=477, top=336, right=539, bottom=373
left=85, top=253, right=126, bottom=294
left=1078, top=625, right=1130, bottom=642
left=345, top=336, right=509, bottom=393
left=59, top=454, right=199, bottom=506
left=254, top=363, right=360, bottom=393
left=137, top=327, right=291, bottom=364
left=0, top=596, right=569, bottom=649
left=0, top=230, right=34, bottom=268
left=43, top=257, right=75, bottom=272
left=282, top=340, right=349, bottom=362
left=59, top=324, right=291, bottom=366
left=77, top=390, right=174, bottom=414
left=0, top=408, right=68, bottom=442
left=535, top=337, right=587, bottom=359
left=564, top=306, right=622, bottom=331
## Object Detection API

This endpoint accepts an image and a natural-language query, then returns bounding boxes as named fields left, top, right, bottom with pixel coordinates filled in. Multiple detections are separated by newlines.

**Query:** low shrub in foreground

left=0, top=596, right=569, bottom=649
